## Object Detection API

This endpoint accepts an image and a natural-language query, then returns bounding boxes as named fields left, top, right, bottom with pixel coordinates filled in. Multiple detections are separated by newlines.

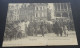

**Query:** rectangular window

left=68, top=3, right=71, bottom=10
left=38, top=7, right=40, bottom=10
left=61, top=3, right=64, bottom=11
left=64, top=3, right=67, bottom=11
left=35, top=7, right=36, bottom=10
left=35, top=13, right=38, bottom=17
left=40, top=7, right=42, bottom=10
left=35, top=13, right=36, bottom=17
left=38, top=13, right=40, bottom=17
left=54, top=3, right=57, bottom=11
left=57, top=3, right=60, bottom=11
left=42, top=7, right=43, bottom=10
left=42, top=13, right=44, bottom=17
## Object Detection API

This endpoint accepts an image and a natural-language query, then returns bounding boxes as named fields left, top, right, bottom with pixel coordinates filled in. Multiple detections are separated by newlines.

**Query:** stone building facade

left=19, top=3, right=48, bottom=22
left=53, top=3, right=72, bottom=21
left=7, top=4, right=20, bottom=23
left=7, top=3, right=72, bottom=23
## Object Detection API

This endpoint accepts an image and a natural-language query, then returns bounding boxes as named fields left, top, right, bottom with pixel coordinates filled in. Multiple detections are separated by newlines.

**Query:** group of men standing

left=16, top=19, right=69, bottom=37
left=53, top=20, right=68, bottom=37
left=4, top=19, right=70, bottom=41
left=13, top=20, right=53, bottom=38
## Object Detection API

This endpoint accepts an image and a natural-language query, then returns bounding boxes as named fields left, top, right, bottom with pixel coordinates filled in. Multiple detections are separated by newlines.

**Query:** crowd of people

left=4, top=19, right=74, bottom=41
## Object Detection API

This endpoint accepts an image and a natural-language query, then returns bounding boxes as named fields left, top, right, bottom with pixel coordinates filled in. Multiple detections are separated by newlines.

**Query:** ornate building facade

left=7, top=4, right=20, bottom=23
left=53, top=3, right=72, bottom=21
left=7, top=3, right=73, bottom=23
left=19, top=3, right=48, bottom=22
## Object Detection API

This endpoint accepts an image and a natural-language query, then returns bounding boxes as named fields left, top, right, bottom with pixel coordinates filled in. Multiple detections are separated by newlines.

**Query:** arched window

left=55, top=13, right=61, bottom=17
left=62, top=12, right=68, bottom=17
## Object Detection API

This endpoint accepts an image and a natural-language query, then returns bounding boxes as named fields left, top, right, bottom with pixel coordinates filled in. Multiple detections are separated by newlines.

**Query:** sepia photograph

left=2, top=3, right=78, bottom=47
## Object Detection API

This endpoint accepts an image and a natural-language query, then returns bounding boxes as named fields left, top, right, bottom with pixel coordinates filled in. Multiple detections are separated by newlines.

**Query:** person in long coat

left=53, top=21, right=63, bottom=36
left=40, top=22, right=45, bottom=37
